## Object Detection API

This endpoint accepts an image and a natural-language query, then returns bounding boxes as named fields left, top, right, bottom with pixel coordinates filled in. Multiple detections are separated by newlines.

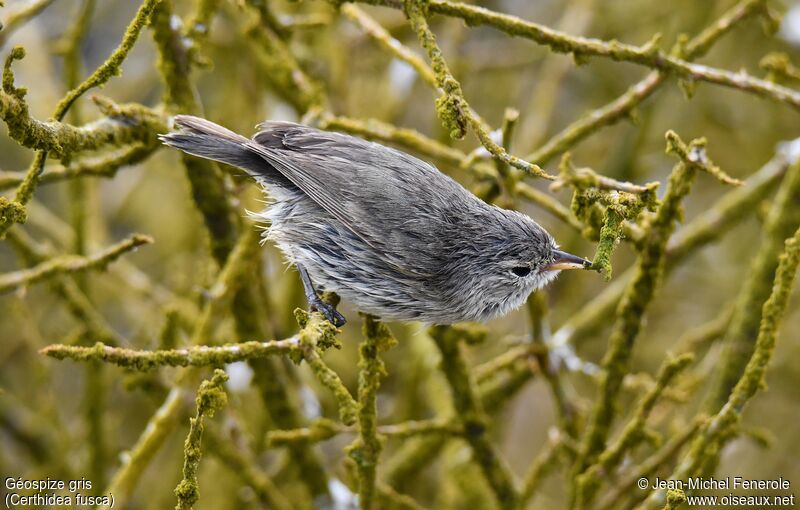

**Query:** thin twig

left=0, top=234, right=152, bottom=294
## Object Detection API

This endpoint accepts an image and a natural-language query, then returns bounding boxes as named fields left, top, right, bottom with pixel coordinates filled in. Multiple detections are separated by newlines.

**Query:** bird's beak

left=545, top=250, right=592, bottom=271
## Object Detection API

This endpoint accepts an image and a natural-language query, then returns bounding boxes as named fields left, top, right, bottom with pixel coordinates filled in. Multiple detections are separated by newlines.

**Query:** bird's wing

left=244, top=122, right=475, bottom=274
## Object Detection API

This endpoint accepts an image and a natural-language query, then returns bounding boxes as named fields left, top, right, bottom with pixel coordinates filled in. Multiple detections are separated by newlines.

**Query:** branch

left=551, top=140, right=798, bottom=349
left=340, top=4, right=437, bottom=88
left=0, top=0, right=59, bottom=48
left=575, top=354, right=693, bottom=508
left=266, top=418, right=462, bottom=446
left=572, top=131, right=706, bottom=481
left=596, top=418, right=702, bottom=510
left=40, top=338, right=301, bottom=371
left=4, top=228, right=125, bottom=345
left=204, top=426, right=293, bottom=510
left=151, top=0, right=241, bottom=266
left=347, top=316, right=397, bottom=510
left=644, top=227, right=800, bottom=509
left=520, top=430, right=564, bottom=505
left=525, top=0, right=770, bottom=165
left=0, top=0, right=162, bottom=238
left=704, top=155, right=800, bottom=411
left=429, top=324, right=520, bottom=508
left=296, top=311, right=358, bottom=425
left=0, top=85, right=166, bottom=160
left=0, top=234, right=152, bottom=294
left=317, top=113, right=466, bottom=167
left=415, top=0, right=799, bottom=109
left=52, top=0, right=161, bottom=122
left=174, top=369, right=228, bottom=510
left=0, top=142, right=158, bottom=191
left=402, top=0, right=554, bottom=180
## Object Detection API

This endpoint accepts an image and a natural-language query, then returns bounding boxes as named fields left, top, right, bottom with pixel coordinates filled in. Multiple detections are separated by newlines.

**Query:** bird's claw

left=310, top=299, right=347, bottom=327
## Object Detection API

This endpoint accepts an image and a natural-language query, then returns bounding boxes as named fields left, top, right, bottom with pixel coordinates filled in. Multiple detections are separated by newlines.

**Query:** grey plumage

left=160, top=115, right=588, bottom=325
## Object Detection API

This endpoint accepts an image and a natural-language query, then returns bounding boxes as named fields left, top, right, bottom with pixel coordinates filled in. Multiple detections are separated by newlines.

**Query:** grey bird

left=160, top=115, right=590, bottom=326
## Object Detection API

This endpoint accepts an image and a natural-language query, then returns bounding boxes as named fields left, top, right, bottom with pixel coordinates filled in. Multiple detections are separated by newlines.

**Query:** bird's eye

left=510, top=266, right=531, bottom=277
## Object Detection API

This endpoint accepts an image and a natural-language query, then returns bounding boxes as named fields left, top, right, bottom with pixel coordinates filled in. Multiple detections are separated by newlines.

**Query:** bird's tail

left=159, top=115, right=268, bottom=176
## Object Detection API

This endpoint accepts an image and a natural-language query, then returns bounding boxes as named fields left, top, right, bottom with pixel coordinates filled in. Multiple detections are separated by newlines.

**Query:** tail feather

left=172, top=115, right=249, bottom=144
left=159, top=115, right=286, bottom=185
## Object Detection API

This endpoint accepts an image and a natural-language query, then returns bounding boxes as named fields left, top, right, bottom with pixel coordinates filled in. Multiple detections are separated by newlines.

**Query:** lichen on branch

left=174, top=369, right=229, bottom=510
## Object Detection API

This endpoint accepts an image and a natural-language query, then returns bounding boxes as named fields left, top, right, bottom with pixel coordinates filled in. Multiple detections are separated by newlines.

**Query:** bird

left=160, top=115, right=591, bottom=326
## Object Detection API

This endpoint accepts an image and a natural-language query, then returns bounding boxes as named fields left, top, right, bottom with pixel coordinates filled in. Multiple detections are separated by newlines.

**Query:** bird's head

left=446, top=207, right=590, bottom=321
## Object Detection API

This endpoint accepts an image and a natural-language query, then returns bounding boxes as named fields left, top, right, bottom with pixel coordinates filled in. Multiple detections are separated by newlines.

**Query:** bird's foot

left=309, top=297, right=346, bottom=327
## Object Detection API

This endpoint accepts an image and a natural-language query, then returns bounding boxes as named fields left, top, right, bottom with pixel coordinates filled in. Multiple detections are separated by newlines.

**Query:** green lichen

left=592, top=208, right=622, bottom=280
left=174, top=369, right=229, bottom=510
left=2, top=46, right=27, bottom=99
left=435, top=92, right=468, bottom=140
left=404, top=0, right=467, bottom=140
left=346, top=315, right=396, bottom=510
left=54, top=0, right=160, bottom=121
left=296, top=311, right=358, bottom=425
left=0, top=196, right=26, bottom=233
left=574, top=132, right=703, bottom=484
left=39, top=338, right=303, bottom=371
left=560, top=153, right=656, bottom=279
left=663, top=488, right=686, bottom=509
left=194, top=370, right=228, bottom=417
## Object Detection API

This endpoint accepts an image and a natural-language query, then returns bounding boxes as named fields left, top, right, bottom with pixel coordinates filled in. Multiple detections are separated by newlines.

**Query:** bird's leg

left=297, top=264, right=346, bottom=327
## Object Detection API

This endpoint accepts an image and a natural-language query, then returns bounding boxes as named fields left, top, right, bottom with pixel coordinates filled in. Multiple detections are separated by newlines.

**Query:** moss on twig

left=0, top=0, right=162, bottom=237
left=40, top=339, right=302, bottom=370
left=0, top=143, right=158, bottom=191
left=174, top=369, right=228, bottom=510
left=296, top=309, right=358, bottom=425
left=53, top=0, right=160, bottom=122
left=557, top=153, right=658, bottom=279
left=347, top=315, right=396, bottom=510
left=556, top=142, right=796, bottom=349
left=0, top=83, right=166, bottom=160
left=402, top=0, right=553, bottom=180
left=0, top=234, right=152, bottom=293
left=662, top=489, right=686, bottom=510
left=573, top=131, right=707, bottom=483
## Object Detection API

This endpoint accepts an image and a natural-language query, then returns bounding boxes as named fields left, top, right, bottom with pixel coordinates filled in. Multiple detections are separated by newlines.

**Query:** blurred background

left=1, top=0, right=799, bottom=508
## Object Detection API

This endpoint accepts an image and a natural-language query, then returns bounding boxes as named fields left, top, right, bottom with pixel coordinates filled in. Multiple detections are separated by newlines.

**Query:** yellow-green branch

left=0, top=234, right=152, bottom=294
left=40, top=338, right=302, bottom=371
left=174, top=369, right=228, bottom=510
